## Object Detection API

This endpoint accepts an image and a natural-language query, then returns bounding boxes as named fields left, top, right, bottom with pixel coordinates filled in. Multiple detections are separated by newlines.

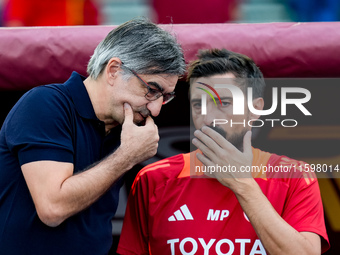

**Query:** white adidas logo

left=168, top=204, right=194, bottom=221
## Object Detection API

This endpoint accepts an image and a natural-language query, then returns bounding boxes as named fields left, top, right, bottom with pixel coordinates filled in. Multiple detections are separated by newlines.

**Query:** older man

left=0, top=18, right=185, bottom=254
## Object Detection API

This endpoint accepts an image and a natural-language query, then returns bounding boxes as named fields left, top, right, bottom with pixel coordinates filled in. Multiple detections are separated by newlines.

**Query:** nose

left=147, top=97, right=163, bottom=117
left=203, top=113, right=215, bottom=126
left=203, top=103, right=221, bottom=126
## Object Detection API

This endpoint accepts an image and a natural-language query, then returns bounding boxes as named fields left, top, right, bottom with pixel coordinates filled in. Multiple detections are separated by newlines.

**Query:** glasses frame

left=121, top=63, right=175, bottom=105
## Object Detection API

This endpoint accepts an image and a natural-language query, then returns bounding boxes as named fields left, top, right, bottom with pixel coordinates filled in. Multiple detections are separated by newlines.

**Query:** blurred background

left=0, top=0, right=340, bottom=26
left=0, top=1, right=339, bottom=255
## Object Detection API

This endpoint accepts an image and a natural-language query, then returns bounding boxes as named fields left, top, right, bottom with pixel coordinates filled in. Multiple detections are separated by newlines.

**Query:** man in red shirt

left=117, top=49, right=330, bottom=255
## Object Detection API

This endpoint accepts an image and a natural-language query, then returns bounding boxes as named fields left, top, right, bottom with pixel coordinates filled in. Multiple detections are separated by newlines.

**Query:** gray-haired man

left=0, top=18, right=185, bottom=254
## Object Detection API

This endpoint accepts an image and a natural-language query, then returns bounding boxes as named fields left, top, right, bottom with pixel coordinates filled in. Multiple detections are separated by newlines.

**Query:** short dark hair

left=187, top=48, right=265, bottom=98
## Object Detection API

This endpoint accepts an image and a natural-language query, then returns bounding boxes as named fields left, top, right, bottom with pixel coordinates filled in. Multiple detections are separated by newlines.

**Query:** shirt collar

left=65, top=71, right=98, bottom=120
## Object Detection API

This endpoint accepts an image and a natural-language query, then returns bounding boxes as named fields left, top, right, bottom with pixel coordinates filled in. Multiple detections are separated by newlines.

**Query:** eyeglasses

left=121, top=63, right=175, bottom=105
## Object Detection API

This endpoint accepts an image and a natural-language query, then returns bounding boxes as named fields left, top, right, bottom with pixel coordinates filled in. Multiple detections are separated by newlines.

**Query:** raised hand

left=192, top=126, right=253, bottom=191
left=120, top=103, right=159, bottom=168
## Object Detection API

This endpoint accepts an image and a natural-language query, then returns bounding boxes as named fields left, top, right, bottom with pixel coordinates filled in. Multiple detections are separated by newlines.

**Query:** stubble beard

left=134, top=106, right=151, bottom=125
left=206, top=125, right=248, bottom=152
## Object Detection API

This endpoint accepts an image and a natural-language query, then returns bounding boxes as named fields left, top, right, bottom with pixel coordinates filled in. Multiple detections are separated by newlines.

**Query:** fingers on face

left=193, top=129, right=225, bottom=160
left=123, top=103, right=134, bottom=124
left=243, top=131, right=253, bottom=155
left=145, top=115, right=155, bottom=125
left=200, top=126, right=231, bottom=149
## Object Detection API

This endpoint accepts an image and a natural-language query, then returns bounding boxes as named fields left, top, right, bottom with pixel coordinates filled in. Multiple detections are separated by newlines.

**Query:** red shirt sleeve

left=282, top=176, right=330, bottom=253
left=268, top=155, right=331, bottom=253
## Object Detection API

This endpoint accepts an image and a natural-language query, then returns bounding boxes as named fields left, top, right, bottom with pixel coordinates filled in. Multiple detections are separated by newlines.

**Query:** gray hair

left=87, top=18, right=186, bottom=79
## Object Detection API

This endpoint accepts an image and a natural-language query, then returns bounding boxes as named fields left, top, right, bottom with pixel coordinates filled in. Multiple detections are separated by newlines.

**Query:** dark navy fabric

left=0, top=72, right=122, bottom=255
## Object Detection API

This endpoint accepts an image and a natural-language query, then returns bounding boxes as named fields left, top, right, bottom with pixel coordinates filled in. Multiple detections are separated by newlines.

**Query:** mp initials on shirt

left=207, top=209, right=230, bottom=221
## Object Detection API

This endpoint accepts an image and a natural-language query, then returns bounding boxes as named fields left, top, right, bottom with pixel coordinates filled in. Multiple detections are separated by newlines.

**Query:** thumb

left=123, top=103, right=134, bottom=125
left=144, top=115, right=155, bottom=126
left=243, top=131, right=252, bottom=156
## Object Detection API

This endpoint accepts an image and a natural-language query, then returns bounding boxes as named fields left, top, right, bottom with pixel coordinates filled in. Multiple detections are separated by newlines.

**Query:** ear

left=249, top=97, right=264, bottom=120
left=105, top=57, right=123, bottom=86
